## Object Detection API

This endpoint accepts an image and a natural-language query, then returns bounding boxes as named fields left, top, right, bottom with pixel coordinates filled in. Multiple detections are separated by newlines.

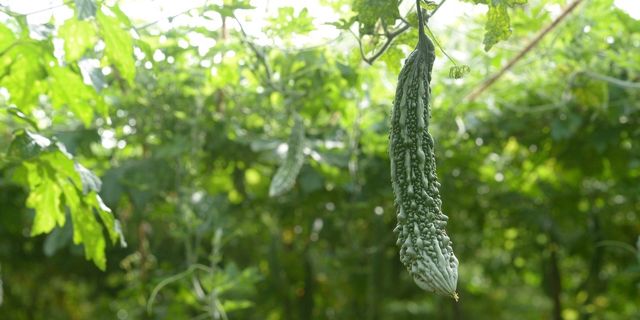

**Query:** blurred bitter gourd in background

left=269, top=113, right=305, bottom=197
left=389, top=5, right=459, bottom=300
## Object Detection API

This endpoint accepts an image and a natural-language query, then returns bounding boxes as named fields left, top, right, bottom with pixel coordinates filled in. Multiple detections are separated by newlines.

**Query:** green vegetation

left=0, top=0, right=638, bottom=319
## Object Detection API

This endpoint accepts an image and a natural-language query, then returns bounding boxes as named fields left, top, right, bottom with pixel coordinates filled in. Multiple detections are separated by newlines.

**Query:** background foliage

left=1, top=0, right=639, bottom=319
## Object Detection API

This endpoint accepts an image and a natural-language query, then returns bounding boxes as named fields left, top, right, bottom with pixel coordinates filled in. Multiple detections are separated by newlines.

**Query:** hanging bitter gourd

left=389, top=5, right=459, bottom=300
left=269, top=113, right=305, bottom=197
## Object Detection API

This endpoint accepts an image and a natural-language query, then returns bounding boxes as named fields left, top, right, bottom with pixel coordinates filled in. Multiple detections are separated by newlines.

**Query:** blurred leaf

left=68, top=195, right=108, bottom=270
left=97, top=7, right=135, bottom=85
left=221, top=299, right=253, bottom=312
left=0, top=22, right=16, bottom=52
left=208, top=0, right=255, bottom=17
left=74, top=0, right=97, bottom=20
left=420, top=1, right=439, bottom=10
left=75, top=163, right=102, bottom=194
left=550, top=114, right=582, bottom=140
left=4, top=106, right=39, bottom=129
left=59, top=18, right=97, bottom=61
left=7, top=130, right=121, bottom=270
left=7, top=130, right=52, bottom=160
left=48, top=66, right=100, bottom=126
left=40, top=151, right=82, bottom=188
left=353, top=0, right=401, bottom=35
left=265, top=7, right=314, bottom=37
left=449, top=65, right=471, bottom=79
left=0, top=45, right=47, bottom=112
left=327, top=16, right=357, bottom=30
left=571, top=73, right=609, bottom=109
left=27, top=166, right=65, bottom=235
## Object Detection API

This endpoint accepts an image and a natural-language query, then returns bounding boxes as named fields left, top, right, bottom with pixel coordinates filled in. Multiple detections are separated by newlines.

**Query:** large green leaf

left=97, top=8, right=135, bottom=85
left=26, top=165, right=65, bottom=236
left=48, top=66, right=100, bottom=126
left=0, top=45, right=48, bottom=112
left=58, top=18, right=97, bottom=61
left=483, top=3, right=511, bottom=51
left=465, top=0, right=527, bottom=51
left=8, top=131, right=123, bottom=270
left=0, top=22, right=16, bottom=52
left=67, top=190, right=108, bottom=270
left=352, top=0, right=401, bottom=35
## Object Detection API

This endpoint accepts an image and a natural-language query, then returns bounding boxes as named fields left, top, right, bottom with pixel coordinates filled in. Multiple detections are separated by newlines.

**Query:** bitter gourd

left=269, top=113, right=305, bottom=197
left=389, top=7, right=459, bottom=300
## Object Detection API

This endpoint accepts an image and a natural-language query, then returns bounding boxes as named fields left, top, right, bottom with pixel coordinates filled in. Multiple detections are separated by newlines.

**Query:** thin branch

left=359, top=0, right=446, bottom=65
left=349, top=28, right=368, bottom=61
left=580, top=71, right=640, bottom=90
left=136, top=7, right=195, bottom=30
left=464, top=0, right=584, bottom=102
left=363, top=21, right=410, bottom=65
left=425, top=26, right=456, bottom=64
left=147, top=264, right=212, bottom=315
left=231, top=14, right=274, bottom=83
left=596, top=240, right=638, bottom=256
left=231, top=14, right=305, bottom=99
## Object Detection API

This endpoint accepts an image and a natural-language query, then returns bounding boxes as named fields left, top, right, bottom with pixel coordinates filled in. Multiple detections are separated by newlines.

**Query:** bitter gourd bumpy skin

left=389, top=8, right=459, bottom=300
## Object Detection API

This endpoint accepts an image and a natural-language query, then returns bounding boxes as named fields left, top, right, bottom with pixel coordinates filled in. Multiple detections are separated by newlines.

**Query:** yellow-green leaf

left=27, top=171, right=65, bottom=235
left=48, top=66, right=99, bottom=126
left=0, top=22, right=16, bottom=52
left=59, top=18, right=97, bottom=61
left=97, top=8, right=135, bottom=85
left=483, top=3, right=511, bottom=51
left=69, top=199, right=107, bottom=270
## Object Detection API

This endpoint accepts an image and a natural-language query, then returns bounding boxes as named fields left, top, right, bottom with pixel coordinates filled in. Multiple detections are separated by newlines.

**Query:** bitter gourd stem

left=416, top=0, right=427, bottom=51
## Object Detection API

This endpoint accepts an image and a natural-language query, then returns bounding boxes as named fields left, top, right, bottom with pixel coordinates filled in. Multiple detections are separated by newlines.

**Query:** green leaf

left=26, top=166, right=65, bottom=235
left=209, top=1, right=256, bottom=18
left=449, top=65, right=471, bottom=79
left=353, top=0, right=401, bottom=35
left=86, top=193, right=122, bottom=245
left=48, top=66, right=100, bottom=126
left=4, top=106, right=39, bottom=129
left=420, top=1, right=439, bottom=10
left=97, top=7, right=135, bottom=85
left=0, top=22, right=16, bottom=52
left=265, top=7, right=314, bottom=37
left=58, top=18, right=97, bottom=61
left=570, top=73, right=609, bottom=110
left=43, top=151, right=83, bottom=188
left=74, top=163, right=102, bottom=194
left=74, top=0, right=98, bottom=20
left=9, top=130, right=121, bottom=270
left=7, top=130, right=52, bottom=160
left=69, top=198, right=108, bottom=270
left=108, top=4, right=133, bottom=27
left=221, top=299, right=254, bottom=312
left=483, top=3, right=511, bottom=51
left=0, top=45, right=48, bottom=112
